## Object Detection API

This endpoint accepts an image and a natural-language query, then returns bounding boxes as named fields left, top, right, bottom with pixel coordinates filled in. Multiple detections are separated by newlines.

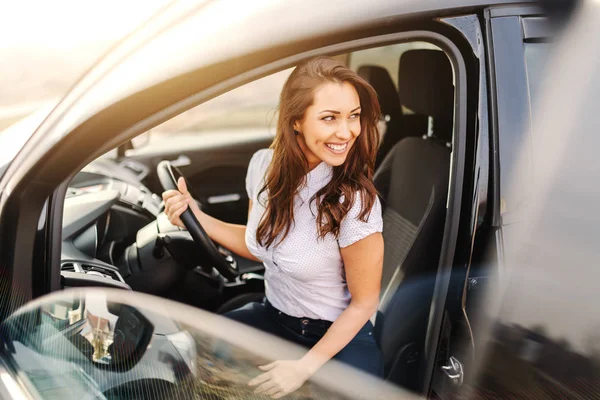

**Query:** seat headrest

left=398, top=50, right=454, bottom=120
left=357, top=65, right=402, bottom=120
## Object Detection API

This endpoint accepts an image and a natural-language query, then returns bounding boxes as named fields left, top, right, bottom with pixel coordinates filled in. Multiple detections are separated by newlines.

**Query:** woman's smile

left=325, top=141, right=349, bottom=154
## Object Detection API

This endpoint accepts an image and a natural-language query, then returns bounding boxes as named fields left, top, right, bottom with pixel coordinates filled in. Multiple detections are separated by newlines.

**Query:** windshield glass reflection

left=0, top=289, right=410, bottom=399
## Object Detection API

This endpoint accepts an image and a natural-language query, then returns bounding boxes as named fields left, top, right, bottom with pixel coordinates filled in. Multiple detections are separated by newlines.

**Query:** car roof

left=0, top=0, right=534, bottom=194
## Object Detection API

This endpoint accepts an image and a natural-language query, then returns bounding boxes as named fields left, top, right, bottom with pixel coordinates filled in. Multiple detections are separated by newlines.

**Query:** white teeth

left=326, top=143, right=347, bottom=151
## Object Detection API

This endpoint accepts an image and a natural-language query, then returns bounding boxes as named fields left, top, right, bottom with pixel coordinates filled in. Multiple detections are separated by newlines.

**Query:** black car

left=1, top=0, right=598, bottom=399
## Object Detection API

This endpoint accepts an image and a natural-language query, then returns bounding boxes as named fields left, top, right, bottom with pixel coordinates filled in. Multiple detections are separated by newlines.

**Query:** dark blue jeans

left=224, top=297, right=384, bottom=377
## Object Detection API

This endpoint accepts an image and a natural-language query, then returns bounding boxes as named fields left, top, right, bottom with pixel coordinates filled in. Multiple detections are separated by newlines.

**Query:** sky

left=0, top=0, right=171, bottom=122
left=0, top=1, right=170, bottom=50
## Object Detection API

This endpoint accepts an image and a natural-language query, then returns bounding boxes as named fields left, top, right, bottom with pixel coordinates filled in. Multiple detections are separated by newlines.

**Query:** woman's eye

left=322, top=116, right=335, bottom=121
left=350, top=113, right=361, bottom=119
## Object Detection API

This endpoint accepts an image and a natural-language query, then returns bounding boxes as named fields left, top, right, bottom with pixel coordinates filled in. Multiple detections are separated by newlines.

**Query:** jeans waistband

left=264, top=298, right=333, bottom=331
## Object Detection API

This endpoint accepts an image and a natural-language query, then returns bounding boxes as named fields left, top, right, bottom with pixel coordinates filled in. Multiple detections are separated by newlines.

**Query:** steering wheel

left=156, top=161, right=238, bottom=280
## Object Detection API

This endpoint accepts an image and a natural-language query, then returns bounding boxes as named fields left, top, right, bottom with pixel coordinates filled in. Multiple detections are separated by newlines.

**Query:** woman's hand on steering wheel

left=162, top=177, right=201, bottom=228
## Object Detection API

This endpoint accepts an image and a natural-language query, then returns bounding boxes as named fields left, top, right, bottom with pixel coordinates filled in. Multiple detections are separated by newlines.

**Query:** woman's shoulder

left=338, top=188, right=379, bottom=209
left=338, top=189, right=383, bottom=248
left=248, top=148, right=274, bottom=176
left=251, top=148, right=274, bottom=165
left=338, top=188, right=383, bottom=225
left=246, top=149, right=274, bottom=195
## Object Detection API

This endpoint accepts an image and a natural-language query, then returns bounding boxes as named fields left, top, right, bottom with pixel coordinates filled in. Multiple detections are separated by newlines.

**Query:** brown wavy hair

left=256, top=56, right=381, bottom=248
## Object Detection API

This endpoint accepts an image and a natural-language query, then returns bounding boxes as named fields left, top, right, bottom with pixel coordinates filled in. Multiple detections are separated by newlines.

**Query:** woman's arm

left=193, top=199, right=261, bottom=262
left=248, top=233, right=384, bottom=397
left=299, top=231, right=384, bottom=373
left=162, top=177, right=261, bottom=262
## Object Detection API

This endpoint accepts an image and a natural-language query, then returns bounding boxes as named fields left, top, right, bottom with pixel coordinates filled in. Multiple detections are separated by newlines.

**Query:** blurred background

left=0, top=0, right=169, bottom=130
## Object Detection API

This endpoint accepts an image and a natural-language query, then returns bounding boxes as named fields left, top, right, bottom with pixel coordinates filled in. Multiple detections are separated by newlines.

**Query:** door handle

left=207, top=193, right=241, bottom=204
left=170, top=155, right=191, bottom=168
left=441, top=356, right=464, bottom=386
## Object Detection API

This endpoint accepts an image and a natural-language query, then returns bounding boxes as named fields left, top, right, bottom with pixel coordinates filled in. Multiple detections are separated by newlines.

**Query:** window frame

left=486, top=7, right=549, bottom=227
left=35, top=27, right=468, bottom=396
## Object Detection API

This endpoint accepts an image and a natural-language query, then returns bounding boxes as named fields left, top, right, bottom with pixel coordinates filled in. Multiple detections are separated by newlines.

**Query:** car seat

left=373, top=49, right=454, bottom=389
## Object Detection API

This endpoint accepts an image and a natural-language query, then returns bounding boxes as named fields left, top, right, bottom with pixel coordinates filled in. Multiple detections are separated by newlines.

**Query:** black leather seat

left=356, top=65, right=403, bottom=169
left=373, top=49, right=454, bottom=389
left=363, top=50, right=454, bottom=175
left=398, top=49, right=454, bottom=147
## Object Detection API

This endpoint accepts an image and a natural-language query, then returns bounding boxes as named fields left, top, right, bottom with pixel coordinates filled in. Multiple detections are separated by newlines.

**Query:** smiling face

left=294, top=81, right=361, bottom=170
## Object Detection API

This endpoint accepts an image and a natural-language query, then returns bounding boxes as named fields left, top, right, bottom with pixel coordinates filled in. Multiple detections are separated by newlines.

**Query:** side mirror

left=93, top=302, right=154, bottom=371
left=1, top=292, right=155, bottom=373
left=129, top=131, right=152, bottom=151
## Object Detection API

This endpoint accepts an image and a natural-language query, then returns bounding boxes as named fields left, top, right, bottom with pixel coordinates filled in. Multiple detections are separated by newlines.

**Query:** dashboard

left=62, top=158, right=164, bottom=290
left=61, top=156, right=262, bottom=296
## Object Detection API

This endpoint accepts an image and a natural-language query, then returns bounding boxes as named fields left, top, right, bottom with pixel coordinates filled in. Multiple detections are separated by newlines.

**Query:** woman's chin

left=321, top=154, right=348, bottom=167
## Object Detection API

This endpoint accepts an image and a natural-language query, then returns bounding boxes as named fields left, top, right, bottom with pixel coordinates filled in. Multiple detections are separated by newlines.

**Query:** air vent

left=80, top=264, right=122, bottom=282
left=61, top=262, right=124, bottom=283
left=61, top=263, right=82, bottom=273
left=61, top=264, right=75, bottom=272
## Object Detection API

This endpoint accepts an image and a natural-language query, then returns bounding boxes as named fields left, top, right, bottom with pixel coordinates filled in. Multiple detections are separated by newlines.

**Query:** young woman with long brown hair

left=163, top=56, right=384, bottom=398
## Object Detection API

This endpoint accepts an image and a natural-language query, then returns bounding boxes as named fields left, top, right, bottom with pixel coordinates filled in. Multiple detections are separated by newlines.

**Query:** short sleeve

left=338, top=192, right=383, bottom=248
left=245, top=148, right=273, bottom=201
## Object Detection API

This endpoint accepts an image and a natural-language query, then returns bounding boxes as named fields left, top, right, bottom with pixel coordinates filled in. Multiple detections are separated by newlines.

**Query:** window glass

left=348, top=41, right=439, bottom=87
left=347, top=41, right=444, bottom=143
left=41, top=296, right=84, bottom=326
left=348, top=41, right=440, bottom=114
left=126, top=41, right=443, bottom=157
left=4, top=291, right=401, bottom=399
left=127, top=69, right=292, bottom=155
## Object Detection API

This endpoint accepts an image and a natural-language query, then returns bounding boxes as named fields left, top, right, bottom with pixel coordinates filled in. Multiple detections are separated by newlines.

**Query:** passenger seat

left=398, top=49, right=454, bottom=147
left=373, top=49, right=454, bottom=389
left=357, top=65, right=403, bottom=169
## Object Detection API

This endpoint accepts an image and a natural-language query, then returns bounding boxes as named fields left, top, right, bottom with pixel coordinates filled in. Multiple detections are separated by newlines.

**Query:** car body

left=1, top=0, right=599, bottom=399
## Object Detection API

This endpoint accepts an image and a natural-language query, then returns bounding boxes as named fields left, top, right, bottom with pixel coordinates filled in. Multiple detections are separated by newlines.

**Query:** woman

left=163, top=56, right=384, bottom=398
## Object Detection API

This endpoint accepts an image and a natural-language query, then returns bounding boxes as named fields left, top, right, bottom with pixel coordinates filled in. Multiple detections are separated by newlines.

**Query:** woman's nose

left=336, top=121, right=353, bottom=140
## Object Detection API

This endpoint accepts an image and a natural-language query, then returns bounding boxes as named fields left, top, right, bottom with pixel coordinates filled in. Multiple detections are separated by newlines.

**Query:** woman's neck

left=308, top=161, right=321, bottom=171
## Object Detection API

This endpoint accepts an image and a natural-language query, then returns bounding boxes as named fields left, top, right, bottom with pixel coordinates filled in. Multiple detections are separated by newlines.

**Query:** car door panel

left=123, top=134, right=273, bottom=224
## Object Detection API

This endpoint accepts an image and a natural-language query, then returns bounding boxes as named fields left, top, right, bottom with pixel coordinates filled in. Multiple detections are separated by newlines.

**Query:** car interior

left=59, top=41, right=455, bottom=391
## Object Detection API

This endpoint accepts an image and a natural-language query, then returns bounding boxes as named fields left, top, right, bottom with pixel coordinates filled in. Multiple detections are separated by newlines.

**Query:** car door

left=0, top=289, right=415, bottom=399
left=121, top=136, right=271, bottom=225
left=459, top=2, right=600, bottom=398
left=430, top=5, right=559, bottom=399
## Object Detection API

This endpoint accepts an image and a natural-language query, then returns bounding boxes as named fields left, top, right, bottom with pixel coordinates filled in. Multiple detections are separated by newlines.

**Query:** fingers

left=172, top=201, right=189, bottom=218
left=165, top=197, right=185, bottom=213
left=177, top=176, right=189, bottom=194
left=248, top=371, right=271, bottom=387
left=163, top=191, right=187, bottom=210
left=254, top=380, right=278, bottom=395
left=163, top=193, right=187, bottom=222
left=262, top=386, right=283, bottom=397
left=166, top=202, right=188, bottom=224
left=161, top=189, right=181, bottom=203
left=259, top=361, right=278, bottom=371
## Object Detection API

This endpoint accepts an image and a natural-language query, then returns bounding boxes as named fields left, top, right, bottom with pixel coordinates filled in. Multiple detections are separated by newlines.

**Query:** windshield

left=1, top=289, right=410, bottom=399
left=0, top=104, right=56, bottom=171
left=0, top=1, right=172, bottom=174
